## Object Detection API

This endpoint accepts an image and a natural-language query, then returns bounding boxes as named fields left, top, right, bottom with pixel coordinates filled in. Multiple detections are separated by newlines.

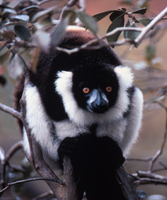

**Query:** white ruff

left=55, top=66, right=133, bottom=125
left=24, top=84, right=59, bottom=159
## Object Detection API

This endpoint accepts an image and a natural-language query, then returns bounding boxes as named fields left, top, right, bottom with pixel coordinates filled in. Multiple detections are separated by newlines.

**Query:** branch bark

left=134, top=7, right=167, bottom=46
left=0, top=102, right=22, bottom=120
left=131, top=171, right=167, bottom=186
left=116, top=166, right=139, bottom=200
left=148, top=102, right=167, bottom=172
left=0, top=141, right=23, bottom=191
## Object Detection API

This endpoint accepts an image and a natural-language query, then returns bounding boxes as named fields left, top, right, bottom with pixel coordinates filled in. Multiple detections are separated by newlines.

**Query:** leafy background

left=0, top=0, right=167, bottom=199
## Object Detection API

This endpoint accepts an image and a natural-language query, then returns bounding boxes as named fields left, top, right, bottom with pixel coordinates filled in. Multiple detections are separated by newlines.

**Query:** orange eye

left=106, top=86, right=112, bottom=92
left=83, top=87, right=90, bottom=94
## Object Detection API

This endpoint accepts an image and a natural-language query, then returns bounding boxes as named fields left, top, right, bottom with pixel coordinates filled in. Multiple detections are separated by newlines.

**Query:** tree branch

left=131, top=171, right=167, bottom=186
left=0, top=141, right=23, bottom=191
left=134, top=7, right=167, bottom=46
left=0, top=102, right=22, bottom=120
left=5, top=141, right=23, bottom=163
left=116, top=166, right=139, bottom=200
left=148, top=102, right=167, bottom=172
left=0, top=176, right=63, bottom=194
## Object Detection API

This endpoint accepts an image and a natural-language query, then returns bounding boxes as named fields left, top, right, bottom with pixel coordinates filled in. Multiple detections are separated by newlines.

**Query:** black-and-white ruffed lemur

left=14, top=26, right=143, bottom=200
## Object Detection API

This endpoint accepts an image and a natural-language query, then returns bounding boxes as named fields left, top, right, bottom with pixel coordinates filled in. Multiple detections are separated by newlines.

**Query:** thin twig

left=0, top=177, right=64, bottom=194
left=59, top=0, right=79, bottom=22
left=32, top=192, right=54, bottom=200
left=0, top=103, right=22, bottom=120
left=66, top=0, right=79, bottom=7
left=55, top=27, right=142, bottom=54
left=127, top=157, right=153, bottom=162
left=148, top=102, right=167, bottom=172
left=0, top=141, right=23, bottom=191
left=78, top=0, right=86, bottom=12
left=5, top=141, right=23, bottom=163
left=131, top=171, right=167, bottom=186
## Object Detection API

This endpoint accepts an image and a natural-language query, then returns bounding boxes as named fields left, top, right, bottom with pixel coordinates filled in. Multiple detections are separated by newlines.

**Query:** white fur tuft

left=24, top=84, right=60, bottom=159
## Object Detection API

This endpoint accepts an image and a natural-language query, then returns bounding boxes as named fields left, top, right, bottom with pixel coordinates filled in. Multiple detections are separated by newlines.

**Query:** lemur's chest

left=54, top=119, right=127, bottom=143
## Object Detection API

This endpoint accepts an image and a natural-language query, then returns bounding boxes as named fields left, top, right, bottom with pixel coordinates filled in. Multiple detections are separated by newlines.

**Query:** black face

left=72, top=65, right=119, bottom=114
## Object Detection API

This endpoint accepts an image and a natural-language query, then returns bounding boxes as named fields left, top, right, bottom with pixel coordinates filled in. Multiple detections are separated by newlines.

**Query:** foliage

left=0, top=0, right=157, bottom=86
left=93, top=7, right=149, bottom=46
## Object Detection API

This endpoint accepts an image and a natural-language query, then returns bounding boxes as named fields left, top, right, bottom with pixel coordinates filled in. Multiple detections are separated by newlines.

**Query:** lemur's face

left=72, top=65, right=119, bottom=114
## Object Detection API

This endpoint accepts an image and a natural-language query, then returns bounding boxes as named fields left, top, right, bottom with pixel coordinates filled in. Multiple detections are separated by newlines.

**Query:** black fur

left=72, top=64, right=119, bottom=111
left=58, top=134, right=125, bottom=200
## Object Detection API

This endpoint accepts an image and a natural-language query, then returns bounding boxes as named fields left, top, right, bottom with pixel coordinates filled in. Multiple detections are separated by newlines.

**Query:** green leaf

left=77, top=11, right=98, bottom=34
left=137, top=0, right=149, bottom=8
left=123, top=22, right=141, bottom=47
left=35, top=16, right=53, bottom=30
left=120, top=0, right=133, bottom=4
left=51, top=17, right=69, bottom=47
left=14, top=25, right=31, bottom=41
left=109, top=9, right=126, bottom=22
left=132, top=7, right=147, bottom=14
left=139, top=18, right=152, bottom=26
left=12, top=15, right=29, bottom=22
left=107, top=14, right=125, bottom=45
left=0, top=50, right=11, bottom=64
left=124, top=19, right=130, bottom=39
left=93, top=10, right=113, bottom=22
left=2, top=8, right=16, bottom=15
left=2, top=7, right=16, bottom=19
left=145, top=43, right=156, bottom=61
left=62, top=9, right=77, bottom=25
left=21, top=5, right=39, bottom=12
left=31, top=5, right=57, bottom=22
left=8, top=54, right=26, bottom=80
left=35, top=30, right=51, bottom=53
left=8, top=0, right=22, bottom=8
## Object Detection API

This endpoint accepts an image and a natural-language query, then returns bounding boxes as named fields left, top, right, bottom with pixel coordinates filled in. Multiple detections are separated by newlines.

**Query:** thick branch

left=116, top=166, right=139, bottom=200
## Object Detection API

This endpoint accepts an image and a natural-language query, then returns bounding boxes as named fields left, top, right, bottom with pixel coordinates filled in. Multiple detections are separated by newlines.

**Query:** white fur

left=23, top=127, right=30, bottom=156
left=120, top=88, right=143, bottom=156
left=24, top=84, right=60, bottom=159
left=55, top=120, right=89, bottom=140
